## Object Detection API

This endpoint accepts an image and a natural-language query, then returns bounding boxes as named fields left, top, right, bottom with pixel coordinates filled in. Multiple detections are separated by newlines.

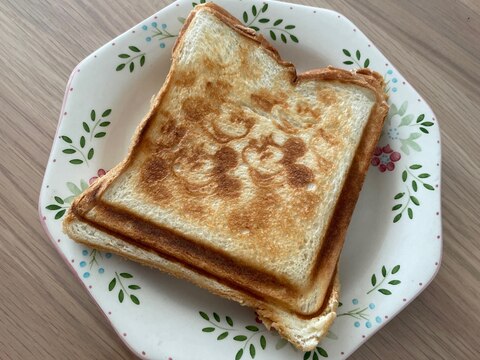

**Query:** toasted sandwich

left=63, top=3, right=388, bottom=350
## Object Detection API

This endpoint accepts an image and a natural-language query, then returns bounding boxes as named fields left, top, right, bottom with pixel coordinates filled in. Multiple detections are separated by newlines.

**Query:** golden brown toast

left=63, top=2, right=388, bottom=350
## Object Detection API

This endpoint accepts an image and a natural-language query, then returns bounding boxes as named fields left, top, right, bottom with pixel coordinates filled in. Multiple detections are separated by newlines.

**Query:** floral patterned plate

left=38, top=0, right=442, bottom=359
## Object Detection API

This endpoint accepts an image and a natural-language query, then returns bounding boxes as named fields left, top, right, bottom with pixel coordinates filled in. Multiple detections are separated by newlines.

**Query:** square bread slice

left=63, top=3, right=388, bottom=350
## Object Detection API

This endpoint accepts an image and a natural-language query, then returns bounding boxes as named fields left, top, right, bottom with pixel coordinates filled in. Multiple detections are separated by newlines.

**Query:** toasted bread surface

left=63, top=2, right=388, bottom=349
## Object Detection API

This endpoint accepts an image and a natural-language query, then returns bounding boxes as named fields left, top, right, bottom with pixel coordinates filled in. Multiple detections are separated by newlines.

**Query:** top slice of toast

left=65, top=3, right=388, bottom=316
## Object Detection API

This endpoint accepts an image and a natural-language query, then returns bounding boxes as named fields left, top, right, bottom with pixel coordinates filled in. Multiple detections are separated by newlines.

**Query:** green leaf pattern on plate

left=367, top=265, right=401, bottom=295
left=45, top=178, right=142, bottom=305
left=45, top=179, right=89, bottom=219
left=116, top=46, right=146, bottom=73
left=142, top=21, right=180, bottom=48
left=376, top=97, right=437, bottom=223
left=192, top=0, right=206, bottom=7
left=338, top=305, right=370, bottom=321
left=60, top=109, right=112, bottom=166
left=199, top=311, right=272, bottom=359
left=342, top=48, right=371, bottom=68
left=304, top=346, right=329, bottom=359
left=383, top=101, right=434, bottom=156
left=241, top=4, right=299, bottom=43
left=108, top=271, right=141, bottom=305
left=392, top=164, right=435, bottom=222
left=336, top=262, right=403, bottom=329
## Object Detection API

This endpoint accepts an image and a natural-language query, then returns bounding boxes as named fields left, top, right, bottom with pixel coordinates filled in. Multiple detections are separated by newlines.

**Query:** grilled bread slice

left=63, top=3, right=388, bottom=350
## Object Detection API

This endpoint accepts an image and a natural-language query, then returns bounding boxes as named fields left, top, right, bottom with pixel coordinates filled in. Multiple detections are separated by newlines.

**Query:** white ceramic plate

left=39, top=0, right=442, bottom=359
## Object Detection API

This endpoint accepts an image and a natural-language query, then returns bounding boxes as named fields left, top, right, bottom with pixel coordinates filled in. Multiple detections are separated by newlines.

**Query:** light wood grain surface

left=1, top=0, right=479, bottom=359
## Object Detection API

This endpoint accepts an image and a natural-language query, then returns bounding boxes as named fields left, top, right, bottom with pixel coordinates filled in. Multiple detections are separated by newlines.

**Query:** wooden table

left=1, top=0, right=479, bottom=359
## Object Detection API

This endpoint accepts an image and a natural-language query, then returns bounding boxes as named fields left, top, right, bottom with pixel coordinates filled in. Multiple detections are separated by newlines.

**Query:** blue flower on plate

left=77, top=248, right=111, bottom=278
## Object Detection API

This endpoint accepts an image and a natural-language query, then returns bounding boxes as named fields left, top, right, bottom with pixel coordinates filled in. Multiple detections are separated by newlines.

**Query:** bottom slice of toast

left=66, top=214, right=339, bottom=351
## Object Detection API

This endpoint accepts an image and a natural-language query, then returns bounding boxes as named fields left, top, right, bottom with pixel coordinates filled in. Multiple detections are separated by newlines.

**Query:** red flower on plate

left=371, top=144, right=401, bottom=172
left=89, top=168, right=108, bottom=185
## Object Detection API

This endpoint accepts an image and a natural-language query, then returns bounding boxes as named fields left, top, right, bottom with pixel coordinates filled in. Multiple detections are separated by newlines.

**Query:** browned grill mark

left=273, top=117, right=298, bottom=134
left=296, top=102, right=322, bottom=119
left=181, top=145, right=206, bottom=172
left=202, top=57, right=229, bottom=75
left=204, top=109, right=254, bottom=143
left=212, top=146, right=241, bottom=197
left=281, top=137, right=307, bottom=163
left=260, top=150, right=273, bottom=160
left=139, top=155, right=173, bottom=202
left=251, top=90, right=285, bottom=112
left=229, top=109, right=255, bottom=130
left=241, top=135, right=314, bottom=189
left=216, top=174, right=241, bottom=197
left=314, top=152, right=334, bottom=171
left=171, top=143, right=212, bottom=183
left=248, top=168, right=282, bottom=188
left=181, top=80, right=231, bottom=124
left=141, top=87, right=318, bottom=202
left=156, top=119, right=187, bottom=150
left=142, top=156, right=169, bottom=183
left=181, top=96, right=217, bottom=122
left=317, top=88, right=338, bottom=106
left=317, top=128, right=340, bottom=146
left=241, top=135, right=282, bottom=187
left=213, top=146, right=238, bottom=174
left=238, top=44, right=262, bottom=79
left=173, top=70, right=197, bottom=88
left=286, top=163, right=314, bottom=188
left=281, top=138, right=314, bottom=188
left=205, top=79, right=232, bottom=102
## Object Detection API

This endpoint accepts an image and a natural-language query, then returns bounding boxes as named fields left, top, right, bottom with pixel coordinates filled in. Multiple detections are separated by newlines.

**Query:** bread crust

left=63, top=2, right=388, bottom=349
left=64, top=213, right=340, bottom=350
